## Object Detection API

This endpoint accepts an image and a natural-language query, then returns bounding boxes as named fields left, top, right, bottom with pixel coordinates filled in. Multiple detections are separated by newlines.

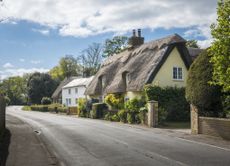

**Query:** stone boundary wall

left=199, top=117, right=230, bottom=140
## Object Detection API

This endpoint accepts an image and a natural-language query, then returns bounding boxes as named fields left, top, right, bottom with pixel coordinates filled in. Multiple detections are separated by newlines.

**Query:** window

left=75, top=98, right=78, bottom=104
left=68, top=89, right=71, bottom=94
left=173, top=67, right=183, bottom=80
left=66, top=99, right=68, bottom=106
left=75, top=88, right=78, bottom=94
left=68, top=98, right=71, bottom=105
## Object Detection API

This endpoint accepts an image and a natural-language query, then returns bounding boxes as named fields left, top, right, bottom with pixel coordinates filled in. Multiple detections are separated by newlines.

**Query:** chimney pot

left=132, top=29, right=136, bottom=37
left=138, top=29, right=141, bottom=37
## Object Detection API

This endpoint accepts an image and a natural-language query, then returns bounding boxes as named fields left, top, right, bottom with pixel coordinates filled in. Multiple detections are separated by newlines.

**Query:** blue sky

left=0, top=0, right=217, bottom=80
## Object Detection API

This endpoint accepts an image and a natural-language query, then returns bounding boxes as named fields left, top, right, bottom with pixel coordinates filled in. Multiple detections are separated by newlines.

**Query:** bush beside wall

left=145, top=85, right=190, bottom=122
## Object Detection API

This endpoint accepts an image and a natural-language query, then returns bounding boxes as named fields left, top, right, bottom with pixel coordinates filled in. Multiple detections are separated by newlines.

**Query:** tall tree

left=27, top=72, right=58, bottom=104
left=60, top=55, right=81, bottom=78
left=103, top=36, right=128, bottom=57
left=0, top=76, right=28, bottom=105
left=81, top=43, right=102, bottom=77
left=186, top=40, right=199, bottom=48
left=49, top=66, right=64, bottom=82
left=208, top=0, right=230, bottom=92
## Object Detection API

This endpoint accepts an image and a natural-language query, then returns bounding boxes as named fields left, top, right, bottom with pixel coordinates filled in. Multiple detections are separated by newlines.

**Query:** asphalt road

left=6, top=106, right=230, bottom=166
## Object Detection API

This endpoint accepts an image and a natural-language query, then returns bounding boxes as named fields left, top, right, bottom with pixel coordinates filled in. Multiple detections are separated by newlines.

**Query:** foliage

left=105, top=94, right=124, bottom=109
left=60, top=55, right=81, bottom=78
left=118, top=109, right=127, bottom=123
left=138, top=107, right=148, bottom=124
left=158, top=107, right=168, bottom=125
left=78, top=98, right=87, bottom=116
left=22, top=105, right=31, bottom=111
left=125, top=97, right=145, bottom=113
left=103, top=36, right=128, bottom=57
left=81, top=43, right=103, bottom=77
left=111, top=114, right=120, bottom=122
left=186, top=40, right=199, bottom=48
left=4, top=96, right=10, bottom=106
left=186, top=50, right=223, bottom=117
left=41, top=97, right=52, bottom=105
left=91, top=103, right=108, bottom=119
left=30, top=105, right=49, bottom=112
left=49, top=66, right=64, bottom=82
left=104, top=112, right=113, bottom=121
left=127, top=112, right=135, bottom=124
left=0, top=76, right=28, bottom=105
left=27, top=72, right=58, bottom=104
left=208, top=0, right=230, bottom=92
left=145, top=85, right=190, bottom=121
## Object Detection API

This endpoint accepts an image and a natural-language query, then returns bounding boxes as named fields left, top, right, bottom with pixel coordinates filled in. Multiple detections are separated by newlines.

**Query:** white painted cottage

left=62, top=76, right=94, bottom=107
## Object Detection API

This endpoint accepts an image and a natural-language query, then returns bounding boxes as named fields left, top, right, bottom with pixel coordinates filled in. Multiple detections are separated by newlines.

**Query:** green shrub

left=158, top=107, right=168, bottom=125
left=4, top=96, right=10, bottom=106
left=41, top=97, right=52, bottom=105
left=91, top=103, right=108, bottom=119
left=138, top=107, right=148, bottom=124
left=127, top=112, right=135, bottom=124
left=57, top=106, right=68, bottom=113
left=104, top=112, right=113, bottom=121
left=118, top=109, right=127, bottom=123
left=186, top=50, right=223, bottom=117
left=90, top=109, right=97, bottom=119
left=111, top=114, right=120, bottom=122
left=30, top=105, right=48, bottom=112
left=105, top=94, right=124, bottom=109
left=78, top=98, right=87, bottom=117
left=22, top=105, right=31, bottom=111
left=145, top=85, right=190, bottom=121
left=125, top=97, right=145, bottom=113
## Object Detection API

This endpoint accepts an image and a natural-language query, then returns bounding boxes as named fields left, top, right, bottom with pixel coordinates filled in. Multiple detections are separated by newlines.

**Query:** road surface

left=6, top=106, right=230, bottom=166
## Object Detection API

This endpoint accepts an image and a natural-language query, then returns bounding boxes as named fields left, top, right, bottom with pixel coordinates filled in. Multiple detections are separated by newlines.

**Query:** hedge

left=90, top=103, right=108, bottom=119
left=145, top=85, right=190, bottom=121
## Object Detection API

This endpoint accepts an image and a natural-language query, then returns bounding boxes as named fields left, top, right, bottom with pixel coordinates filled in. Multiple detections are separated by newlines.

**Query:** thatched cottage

left=85, top=30, right=202, bottom=101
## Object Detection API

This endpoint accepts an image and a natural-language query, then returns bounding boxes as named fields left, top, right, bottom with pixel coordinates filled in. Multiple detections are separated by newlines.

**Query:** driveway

left=6, top=106, right=230, bottom=166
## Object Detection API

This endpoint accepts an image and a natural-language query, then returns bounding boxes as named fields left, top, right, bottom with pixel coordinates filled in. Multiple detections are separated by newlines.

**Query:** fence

left=191, top=104, right=230, bottom=140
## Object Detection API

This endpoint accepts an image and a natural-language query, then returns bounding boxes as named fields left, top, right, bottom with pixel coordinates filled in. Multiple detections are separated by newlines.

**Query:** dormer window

left=126, top=73, right=130, bottom=86
left=101, top=76, right=106, bottom=88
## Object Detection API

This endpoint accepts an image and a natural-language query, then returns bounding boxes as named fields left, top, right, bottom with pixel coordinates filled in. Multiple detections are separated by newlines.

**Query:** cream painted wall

left=152, top=47, right=188, bottom=87
left=125, top=91, right=142, bottom=100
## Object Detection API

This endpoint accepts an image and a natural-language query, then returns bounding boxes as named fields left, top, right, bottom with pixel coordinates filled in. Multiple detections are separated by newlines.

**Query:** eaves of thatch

left=85, top=34, right=193, bottom=96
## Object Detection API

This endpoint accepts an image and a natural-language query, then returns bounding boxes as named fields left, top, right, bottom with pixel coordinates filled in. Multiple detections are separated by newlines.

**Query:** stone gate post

left=0, top=94, right=6, bottom=132
left=147, top=100, right=158, bottom=127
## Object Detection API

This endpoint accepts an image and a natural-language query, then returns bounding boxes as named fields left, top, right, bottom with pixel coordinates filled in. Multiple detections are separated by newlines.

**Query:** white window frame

left=75, top=88, right=78, bottom=94
left=68, top=89, right=71, bottom=95
left=172, top=67, right=183, bottom=80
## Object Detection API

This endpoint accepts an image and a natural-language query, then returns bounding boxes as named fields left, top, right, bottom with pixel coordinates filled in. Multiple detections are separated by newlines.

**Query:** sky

left=0, top=0, right=218, bottom=80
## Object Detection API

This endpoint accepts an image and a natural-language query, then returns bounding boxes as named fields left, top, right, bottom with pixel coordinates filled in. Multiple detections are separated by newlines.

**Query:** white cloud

left=32, top=28, right=50, bottom=35
left=0, top=0, right=217, bottom=37
left=197, top=39, right=213, bottom=49
left=3, top=62, right=14, bottom=68
left=0, top=68, right=50, bottom=80
left=30, top=60, right=41, bottom=64
left=19, top=58, right=25, bottom=62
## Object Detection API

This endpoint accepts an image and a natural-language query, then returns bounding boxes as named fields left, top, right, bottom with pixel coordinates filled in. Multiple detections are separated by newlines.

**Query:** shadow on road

left=0, top=129, right=11, bottom=166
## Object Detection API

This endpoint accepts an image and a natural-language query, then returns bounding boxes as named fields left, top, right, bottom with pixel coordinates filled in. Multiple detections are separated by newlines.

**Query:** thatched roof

left=187, top=47, right=204, bottom=60
left=63, top=76, right=94, bottom=89
left=52, top=77, right=77, bottom=99
left=85, top=34, right=192, bottom=96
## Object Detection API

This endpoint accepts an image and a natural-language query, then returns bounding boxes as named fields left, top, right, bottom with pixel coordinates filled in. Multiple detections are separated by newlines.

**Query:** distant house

left=52, top=77, right=77, bottom=103
left=62, top=76, right=94, bottom=107
left=85, top=29, right=202, bottom=101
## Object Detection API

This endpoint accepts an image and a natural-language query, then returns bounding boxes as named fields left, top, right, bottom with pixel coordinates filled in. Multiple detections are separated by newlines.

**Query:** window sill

left=172, top=79, right=184, bottom=82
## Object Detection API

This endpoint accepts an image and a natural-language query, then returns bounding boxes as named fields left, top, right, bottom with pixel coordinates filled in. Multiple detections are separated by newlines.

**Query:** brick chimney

left=128, top=29, right=144, bottom=48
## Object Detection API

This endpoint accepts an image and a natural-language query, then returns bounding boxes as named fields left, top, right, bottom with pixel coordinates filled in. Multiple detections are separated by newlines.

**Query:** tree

left=81, top=43, right=103, bottom=77
left=208, top=0, right=230, bottom=92
left=186, top=40, right=199, bottom=48
left=0, top=76, right=28, bottom=105
left=60, top=55, right=81, bottom=78
left=27, top=72, right=58, bottom=104
left=103, top=36, right=128, bottom=57
left=49, top=66, right=64, bottom=82
left=50, top=55, right=81, bottom=81
left=186, top=50, right=223, bottom=117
